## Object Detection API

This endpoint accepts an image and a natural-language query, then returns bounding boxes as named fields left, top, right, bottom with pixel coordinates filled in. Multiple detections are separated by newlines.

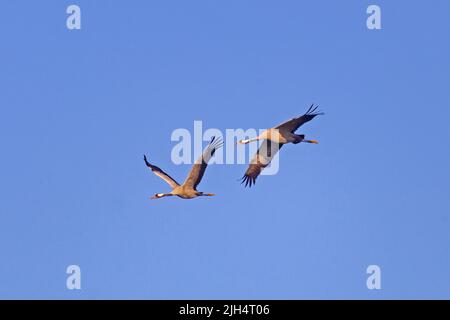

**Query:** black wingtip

left=240, top=175, right=247, bottom=187
left=143, top=154, right=154, bottom=169
left=240, top=174, right=256, bottom=188
left=208, top=137, right=224, bottom=157
left=304, top=103, right=324, bottom=117
left=305, top=103, right=316, bottom=114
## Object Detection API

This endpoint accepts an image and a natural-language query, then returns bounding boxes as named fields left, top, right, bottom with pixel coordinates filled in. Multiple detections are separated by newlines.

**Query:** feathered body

left=239, top=104, right=323, bottom=187
left=144, top=137, right=223, bottom=199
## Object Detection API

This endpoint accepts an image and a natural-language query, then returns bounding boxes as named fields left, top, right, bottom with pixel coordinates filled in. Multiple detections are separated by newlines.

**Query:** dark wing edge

left=240, top=140, right=283, bottom=188
left=143, top=155, right=180, bottom=188
left=184, top=136, right=224, bottom=189
left=276, top=103, right=324, bottom=133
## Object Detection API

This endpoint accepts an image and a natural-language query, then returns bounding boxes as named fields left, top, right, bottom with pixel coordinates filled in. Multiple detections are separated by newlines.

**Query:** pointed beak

left=306, top=140, right=319, bottom=144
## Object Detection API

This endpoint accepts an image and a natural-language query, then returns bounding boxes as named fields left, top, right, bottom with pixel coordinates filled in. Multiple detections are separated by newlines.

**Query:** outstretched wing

left=275, top=104, right=324, bottom=133
left=184, top=136, right=223, bottom=190
left=143, top=155, right=180, bottom=189
left=241, top=140, right=283, bottom=187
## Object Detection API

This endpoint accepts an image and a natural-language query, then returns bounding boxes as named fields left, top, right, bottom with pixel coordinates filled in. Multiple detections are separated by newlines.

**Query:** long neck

left=241, top=137, right=260, bottom=144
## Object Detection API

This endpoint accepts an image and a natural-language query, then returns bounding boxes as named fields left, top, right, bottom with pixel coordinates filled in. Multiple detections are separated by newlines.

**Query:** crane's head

left=150, top=193, right=169, bottom=200
left=237, top=139, right=249, bottom=144
left=237, top=137, right=260, bottom=144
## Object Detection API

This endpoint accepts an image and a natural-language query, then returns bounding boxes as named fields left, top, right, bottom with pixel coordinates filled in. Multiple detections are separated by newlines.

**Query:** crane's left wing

left=275, top=104, right=323, bottom=133
left=241, top=139, right=283, bottom=187
left=184, top=136, right=223, bottom=190
left=143, top=155, right=180, bottom=189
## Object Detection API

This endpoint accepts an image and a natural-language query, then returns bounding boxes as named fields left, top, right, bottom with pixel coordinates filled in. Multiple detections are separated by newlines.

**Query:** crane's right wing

left=241, top=139, right=283, bottom=187
left=184, top=136, right=223, bottom=190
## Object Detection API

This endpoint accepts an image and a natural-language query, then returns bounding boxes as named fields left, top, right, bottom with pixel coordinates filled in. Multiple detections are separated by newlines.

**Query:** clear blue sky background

left=0, top=0, right=449, bottom=299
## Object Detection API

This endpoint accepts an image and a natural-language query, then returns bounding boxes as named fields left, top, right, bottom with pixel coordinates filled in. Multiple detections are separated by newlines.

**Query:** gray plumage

left=240, top=104, right=323, bottom=187
left=144, top=136, right=223, bottom=199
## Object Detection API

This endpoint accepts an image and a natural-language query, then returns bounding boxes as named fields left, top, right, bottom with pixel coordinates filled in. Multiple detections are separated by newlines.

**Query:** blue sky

left=0, top=0, right=449, bottom=299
